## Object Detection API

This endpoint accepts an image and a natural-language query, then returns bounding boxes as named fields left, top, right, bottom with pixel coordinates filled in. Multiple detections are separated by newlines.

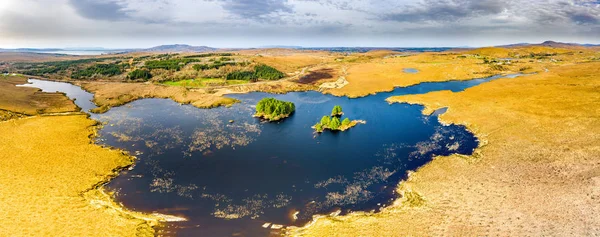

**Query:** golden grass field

left=288, top=56, right=600, bottom=236
left=324, top=46, right=586, bottom=97
left=0, top=115, right=159, bottom=236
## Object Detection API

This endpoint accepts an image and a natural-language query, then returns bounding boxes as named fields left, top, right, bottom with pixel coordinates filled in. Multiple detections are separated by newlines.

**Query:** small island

left=331, top=105, right=344, bottom=116
left=254, top=97, right=295, bottom=121
left=313, top=105, right=364, bottom=132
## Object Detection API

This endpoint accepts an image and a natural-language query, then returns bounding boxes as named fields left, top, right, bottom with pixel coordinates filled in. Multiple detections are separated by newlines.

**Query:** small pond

left=403, top=68, right=419, bottom=74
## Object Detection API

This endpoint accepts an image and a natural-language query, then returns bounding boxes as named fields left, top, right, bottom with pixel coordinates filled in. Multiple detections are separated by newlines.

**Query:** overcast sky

left=0, top=0, right=599, bottom=48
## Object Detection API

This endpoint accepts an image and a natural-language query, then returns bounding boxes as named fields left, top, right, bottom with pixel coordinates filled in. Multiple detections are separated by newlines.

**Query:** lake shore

left=0, top=77, right=174, bottom=236
left=0, top=114, right=162, bottom=236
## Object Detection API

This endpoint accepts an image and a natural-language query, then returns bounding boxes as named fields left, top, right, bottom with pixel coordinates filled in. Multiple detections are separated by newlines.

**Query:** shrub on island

left=254, top=98, right=295, bottom=121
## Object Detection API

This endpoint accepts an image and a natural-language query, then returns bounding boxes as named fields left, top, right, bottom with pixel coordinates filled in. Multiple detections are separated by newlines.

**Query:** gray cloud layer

left=383, top=0, right=509, bottom=22
left=68, top=0, right=130, bottom=21
left=0, top=0, right=599, bottom=47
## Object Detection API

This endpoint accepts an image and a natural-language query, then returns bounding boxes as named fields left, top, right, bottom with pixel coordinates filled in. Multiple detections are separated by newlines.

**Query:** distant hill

left=259, top=45, right=303, bottom=49
left=499, top=41, right=600, bottom=49
left=131, top=44, right=217, bottom=53
left=0, top=48, right=62, bottom=52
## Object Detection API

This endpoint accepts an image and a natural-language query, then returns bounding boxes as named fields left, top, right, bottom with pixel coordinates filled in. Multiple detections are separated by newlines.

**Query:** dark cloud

left=221, top=0, right=292, bottom=20
left=68, top=0, right=130, bottom=21
left=569, top=11, right=599, bottom=24
left=382, top=0, right=508, bottom=22
left=529, top=1, right=600, bottom=25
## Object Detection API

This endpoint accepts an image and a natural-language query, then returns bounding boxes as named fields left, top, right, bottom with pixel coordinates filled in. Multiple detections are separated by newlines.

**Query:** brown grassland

left=77, top=81, right=240, bottom=113
left=0, top=115, right=159, bottom=236
left=288, top=56, right=600, bottom=236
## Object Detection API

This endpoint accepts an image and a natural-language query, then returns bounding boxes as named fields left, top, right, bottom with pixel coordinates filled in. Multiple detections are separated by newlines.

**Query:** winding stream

left=22, top=74, right=522, bottom=236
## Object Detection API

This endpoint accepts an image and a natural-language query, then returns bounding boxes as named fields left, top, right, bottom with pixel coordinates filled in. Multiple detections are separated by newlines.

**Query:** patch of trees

left=17, top=57, right=120, bottom=76
left=182, top=53, right=234, bottom=58
left=482, top=58, right=498, bottom=64
left=254, top=97, right=295, bottom=121
left=226, top=71, right=257, bottom=81
left=254, top=64, right=285, bottom=80
left=192, top=61, right=238, bottom=71
left=314, top=105, right=358, bottom=133
left=71, top=64, right=122, bottom=79
left=128, top=69, right=152, bottom=80
left=144, top=58, right=199, bottom=71
left=222, top=64, right=285, bottom=81
left=526, top=52, right=557, bottom=59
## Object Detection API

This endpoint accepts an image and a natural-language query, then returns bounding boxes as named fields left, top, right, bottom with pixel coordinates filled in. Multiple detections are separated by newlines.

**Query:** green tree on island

left=331, top=105, right=343, bottom=116
left=314, top=122, right=324, bottom=132
left=254, top=98, right=295, bottom=121
left=320, top=116, right=330, bottom=125
left=342, top=118, right=351, bottom=126
left=329, top=117, right=341, bottom=130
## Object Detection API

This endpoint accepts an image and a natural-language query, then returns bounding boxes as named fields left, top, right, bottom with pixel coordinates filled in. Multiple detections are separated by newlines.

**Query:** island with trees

left=331, top=105, right=344, bottom=116
left=313, top=105, right=364, bottom=132
left=254, top=97, right=295, bottom=121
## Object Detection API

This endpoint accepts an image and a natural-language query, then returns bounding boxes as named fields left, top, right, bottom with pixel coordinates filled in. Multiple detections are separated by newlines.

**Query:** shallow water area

left=403, top=68, right=419, bottom=74
left=23, top=74, right=523, bottom=236
left=18, top=79, right=97, bottom=112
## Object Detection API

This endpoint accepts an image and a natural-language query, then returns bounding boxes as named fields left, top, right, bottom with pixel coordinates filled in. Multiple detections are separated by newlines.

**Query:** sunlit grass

left=0, top=115, right=158, bottom=236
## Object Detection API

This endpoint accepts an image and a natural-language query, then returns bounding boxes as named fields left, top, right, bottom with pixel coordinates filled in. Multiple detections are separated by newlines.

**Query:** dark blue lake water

left=21, top=74, right=522, bottom=236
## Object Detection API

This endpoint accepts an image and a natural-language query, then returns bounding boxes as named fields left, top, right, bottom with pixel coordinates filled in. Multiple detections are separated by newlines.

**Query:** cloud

left=221, top=0, right=293, bottom=20
left=382, top=0, right=509, bottom=22
left=526, top=0, right=600, bottom=25
left=68, top=0, right=130, bottom=21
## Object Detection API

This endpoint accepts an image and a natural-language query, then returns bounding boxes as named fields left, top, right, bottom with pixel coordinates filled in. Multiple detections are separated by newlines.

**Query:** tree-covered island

left=254, top=97, right=295, bottom=121
left=313, top=105, right=364, bottom=132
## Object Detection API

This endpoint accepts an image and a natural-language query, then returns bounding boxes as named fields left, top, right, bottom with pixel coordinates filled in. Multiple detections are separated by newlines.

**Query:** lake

left=21, top=74, right=522, bottom=236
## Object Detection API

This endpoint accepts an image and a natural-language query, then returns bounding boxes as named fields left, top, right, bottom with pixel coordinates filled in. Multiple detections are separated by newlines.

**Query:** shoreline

left=20, top=71, right=529, bottom=115
left=86, top=118, right=187, bottom=227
